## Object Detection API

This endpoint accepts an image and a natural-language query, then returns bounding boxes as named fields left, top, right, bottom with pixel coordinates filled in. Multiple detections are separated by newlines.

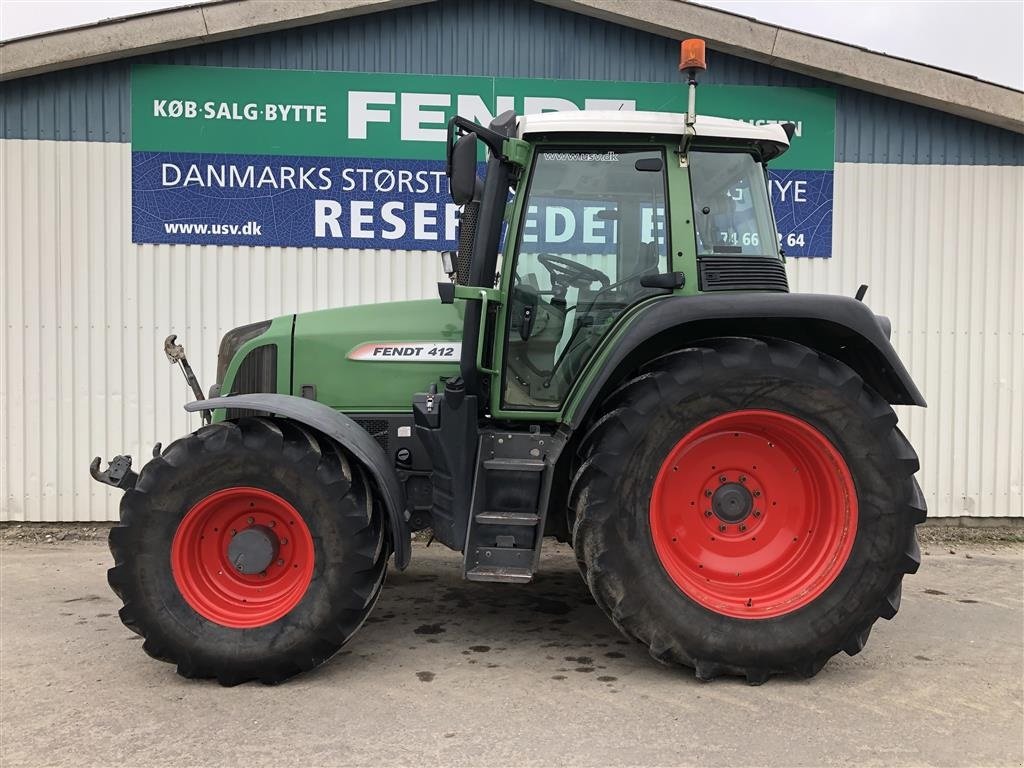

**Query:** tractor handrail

left=475, top=289, right=499, bottom=376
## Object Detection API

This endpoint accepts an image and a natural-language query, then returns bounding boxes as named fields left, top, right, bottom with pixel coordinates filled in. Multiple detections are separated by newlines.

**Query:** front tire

left=570, top=337, right=926, bottom=683
left=108, top=417, right=387, bottom=685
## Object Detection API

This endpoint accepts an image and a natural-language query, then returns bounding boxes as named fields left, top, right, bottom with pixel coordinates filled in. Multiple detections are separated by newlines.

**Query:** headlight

left=216, top=320, right=271, bottom=385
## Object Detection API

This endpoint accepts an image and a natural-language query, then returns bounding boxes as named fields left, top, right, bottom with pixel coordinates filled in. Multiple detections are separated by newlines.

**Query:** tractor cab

left=441, top=108, right=792, bottom=418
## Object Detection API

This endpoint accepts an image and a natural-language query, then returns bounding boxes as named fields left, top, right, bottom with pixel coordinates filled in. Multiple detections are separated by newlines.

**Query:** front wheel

left=108, top=417, right=388, bottom=685
left=570, top=337, right=926, bottom=683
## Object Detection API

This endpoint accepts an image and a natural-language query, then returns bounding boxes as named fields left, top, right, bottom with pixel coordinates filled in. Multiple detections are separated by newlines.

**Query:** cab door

left=489, top=144, right=675, bottom=418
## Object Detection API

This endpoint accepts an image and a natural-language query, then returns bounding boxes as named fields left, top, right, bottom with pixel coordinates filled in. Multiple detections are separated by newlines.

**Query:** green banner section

left=131, top=65, right=835, bottom=170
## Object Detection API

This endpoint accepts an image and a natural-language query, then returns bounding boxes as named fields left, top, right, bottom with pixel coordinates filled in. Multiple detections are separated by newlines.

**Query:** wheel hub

left=649, top=409, right=858, bottom=619
left=227, top=525, right=279, bottom=575
left=170, top=487, right=315, bottom=628
left=711, top=482, right=753, bottom=524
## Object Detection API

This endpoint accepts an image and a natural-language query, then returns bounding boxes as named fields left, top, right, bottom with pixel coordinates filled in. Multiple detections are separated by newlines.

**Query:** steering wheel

left=537, top=253, right=610, bottom=292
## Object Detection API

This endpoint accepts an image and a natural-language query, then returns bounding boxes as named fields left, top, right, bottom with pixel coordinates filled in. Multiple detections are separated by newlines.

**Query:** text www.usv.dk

left=163, top=221, right=263, bottom=236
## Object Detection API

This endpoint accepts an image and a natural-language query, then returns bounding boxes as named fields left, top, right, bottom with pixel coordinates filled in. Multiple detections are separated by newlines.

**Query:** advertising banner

left=131, top=65, right=835, bottom=256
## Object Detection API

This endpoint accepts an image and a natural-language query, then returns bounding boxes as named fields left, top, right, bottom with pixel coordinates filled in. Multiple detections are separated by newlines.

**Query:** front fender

left=185, top=394, right=410, bottom=569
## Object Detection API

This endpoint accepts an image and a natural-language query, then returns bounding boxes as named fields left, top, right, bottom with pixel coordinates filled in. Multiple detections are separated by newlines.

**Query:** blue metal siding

left=2, top=0, right=1021, bottom=164
left=835, top=88, right=1023, bottom=165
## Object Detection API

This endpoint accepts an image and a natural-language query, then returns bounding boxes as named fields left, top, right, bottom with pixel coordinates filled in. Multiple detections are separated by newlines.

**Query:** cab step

left=462, top=430, right=565, bottom=584
left=465, top=565, right=533, bottom=583
left=483, top=457, right=545, bottom=472
left=475, top=511, right=540, bottom=526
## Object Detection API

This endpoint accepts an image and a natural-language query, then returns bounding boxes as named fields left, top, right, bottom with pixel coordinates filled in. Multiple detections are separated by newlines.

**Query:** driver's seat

left=622, top=241, right=661, bottom=300
left=636, top=240, right=661, bottom=276
left=552, top=241, right=662, bottom=388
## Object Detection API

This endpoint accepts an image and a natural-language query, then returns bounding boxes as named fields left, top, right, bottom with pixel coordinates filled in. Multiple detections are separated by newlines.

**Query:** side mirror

left=449, top=131, right=478, bottom=205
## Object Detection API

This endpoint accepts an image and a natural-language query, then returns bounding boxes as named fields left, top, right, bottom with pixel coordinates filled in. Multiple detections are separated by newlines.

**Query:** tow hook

left=164, top=334, right=211, bottom=424
left=90, top=443, right=160, bottom=491
left=90, top=455, right=138, bottom=490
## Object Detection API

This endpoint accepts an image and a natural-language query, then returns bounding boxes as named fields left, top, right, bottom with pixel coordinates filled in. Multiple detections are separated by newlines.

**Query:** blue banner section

left=132, top=152, right=833, bottom=256
left=518, top=198, right=662, bottom=256
left=768, top=169, right=833, bottom=258
left=132, top=151, right=461, bottom=251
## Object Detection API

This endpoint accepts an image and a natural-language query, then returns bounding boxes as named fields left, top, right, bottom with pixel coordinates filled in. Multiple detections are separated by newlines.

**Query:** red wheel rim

left=171, top=487, right=315, bottom=628
left=650, top=410, right=857, bottom=619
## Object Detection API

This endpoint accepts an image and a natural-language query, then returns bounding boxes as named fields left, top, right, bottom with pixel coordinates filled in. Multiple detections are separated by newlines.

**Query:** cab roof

left=516, top=111, right=791, bottom=161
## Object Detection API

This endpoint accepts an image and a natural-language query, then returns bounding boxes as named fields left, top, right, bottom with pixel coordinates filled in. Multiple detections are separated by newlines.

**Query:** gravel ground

left=1, top=534, right=1021, bottom=768
left=1, top=523, right=114, bottom=544
left=3, top=521, right=1022, bottom=547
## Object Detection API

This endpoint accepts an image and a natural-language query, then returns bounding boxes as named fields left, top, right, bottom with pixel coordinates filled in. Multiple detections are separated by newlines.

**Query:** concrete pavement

left=1, top=539, right=1021, bottom=767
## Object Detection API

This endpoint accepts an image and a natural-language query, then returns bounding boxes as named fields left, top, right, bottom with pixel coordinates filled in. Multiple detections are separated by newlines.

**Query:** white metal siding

left=2, top=139, right=1022, bottom=520
left=788, top=162, right=1024, bottom=519
left=0, top=139, right=449, bottom=522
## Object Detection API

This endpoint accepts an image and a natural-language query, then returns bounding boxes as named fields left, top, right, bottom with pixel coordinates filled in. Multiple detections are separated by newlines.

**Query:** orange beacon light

left=680, top=38, right=707, bottom=72
left=680, top=38, right=706, bottom=128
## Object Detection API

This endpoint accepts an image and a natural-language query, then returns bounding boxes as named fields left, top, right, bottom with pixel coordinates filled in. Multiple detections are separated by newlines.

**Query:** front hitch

left=90, top=455, right=138, bottom=490
left=90, top=443, right=161, bottom=491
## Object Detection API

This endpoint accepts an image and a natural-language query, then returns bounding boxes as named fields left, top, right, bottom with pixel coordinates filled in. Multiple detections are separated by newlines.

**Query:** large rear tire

left=570, top=337, right=926, bottom=683
left=108, top=417, right=387, bottom=685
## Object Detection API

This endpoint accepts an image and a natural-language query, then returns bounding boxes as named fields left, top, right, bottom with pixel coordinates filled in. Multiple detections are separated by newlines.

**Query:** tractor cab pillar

left=442, top=110, right=520, bottom=400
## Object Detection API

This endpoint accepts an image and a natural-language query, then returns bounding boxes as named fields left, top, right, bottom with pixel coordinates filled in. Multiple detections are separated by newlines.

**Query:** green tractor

left=91, top=41, right=926, bottom=685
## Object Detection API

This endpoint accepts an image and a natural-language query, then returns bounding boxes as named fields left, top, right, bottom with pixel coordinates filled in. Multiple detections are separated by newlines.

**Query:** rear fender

left=185, top=394, right=410, bottom=569
left=566, top=293, right=926, bottom=429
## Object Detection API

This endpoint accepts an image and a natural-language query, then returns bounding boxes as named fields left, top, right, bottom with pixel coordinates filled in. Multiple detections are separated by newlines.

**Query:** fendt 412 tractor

left=92, top=41, right=926, bottom=686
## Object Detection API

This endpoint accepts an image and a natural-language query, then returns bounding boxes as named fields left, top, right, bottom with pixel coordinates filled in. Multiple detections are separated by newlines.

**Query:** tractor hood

left=291, top=299, right=464, bottom=411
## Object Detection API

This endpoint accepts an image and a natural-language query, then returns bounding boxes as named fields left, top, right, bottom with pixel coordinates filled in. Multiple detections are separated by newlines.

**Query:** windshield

left=503, top=147, right=668, bottom=409
left=690, top=151, right=777, bottom=257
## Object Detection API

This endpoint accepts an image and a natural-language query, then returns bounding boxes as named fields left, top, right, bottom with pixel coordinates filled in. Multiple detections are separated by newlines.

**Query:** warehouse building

left=1, top=0, right=1022, bottom=522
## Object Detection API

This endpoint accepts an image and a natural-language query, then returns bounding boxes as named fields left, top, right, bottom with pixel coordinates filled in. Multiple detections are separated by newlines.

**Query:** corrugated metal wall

left=3, top=0, right=1023, bottom=165
left=0, top=139, right=448, bottom=522
left=2, top=138, right=1022, bottom=520
left=1, top=0, right=1022, bottom=521
left=788, top=162, right=1024, bottom=519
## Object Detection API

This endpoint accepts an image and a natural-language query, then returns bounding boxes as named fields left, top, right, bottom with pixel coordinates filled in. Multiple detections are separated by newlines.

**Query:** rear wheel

left=570, top=337, right=926, bottom=683
left=108, top=417, right=387, bottom=685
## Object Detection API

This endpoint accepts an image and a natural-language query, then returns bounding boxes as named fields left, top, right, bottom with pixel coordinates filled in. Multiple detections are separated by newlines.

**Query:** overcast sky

left=1, top=0, right=1021, bottom=89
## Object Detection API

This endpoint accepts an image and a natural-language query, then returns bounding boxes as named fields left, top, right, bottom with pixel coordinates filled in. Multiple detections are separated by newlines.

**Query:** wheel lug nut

left=739, top=524, right=747, bottom=532
left=231, top=529, right=237, bottom=536
left=718, top=524, right=727, bottom=532
left=704, top=490, right=713, bottom=498
left=739, top=475, right=747, bottom=483
left=753, top=510, right=761, bottom=518
left=281, top=538, right=288, bottom=546
left=277, top=559, right=285, bottom=567
left=704, top=510, right=712, bottom=517
left=719, top=475, right=727, bottom=484
left=247, top=516, right=254, bottom=525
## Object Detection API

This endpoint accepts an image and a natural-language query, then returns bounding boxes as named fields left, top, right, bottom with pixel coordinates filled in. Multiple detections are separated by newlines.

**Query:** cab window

left=503, top=147, right=669, bottom=410
left=689, top=150, right=776, bottom=257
